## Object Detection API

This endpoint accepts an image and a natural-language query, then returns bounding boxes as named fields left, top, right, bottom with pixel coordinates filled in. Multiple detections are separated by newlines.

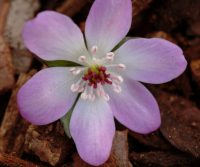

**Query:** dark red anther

left=101, top=81, right=105, bottom=85
left=88, top=68, right=93, bottom=75
left=99, top=66, right=106, bottom=72
left=82, top=75, right=88, bottom=81
left=93, top=83, right=97, bottom=89
left=82, top=66, right=112, bottom=89
left=106, top=74, right=110, bottom=77
left=105, top=79, right=112, bottom=85
left=88, top=82, right=93, bottom=86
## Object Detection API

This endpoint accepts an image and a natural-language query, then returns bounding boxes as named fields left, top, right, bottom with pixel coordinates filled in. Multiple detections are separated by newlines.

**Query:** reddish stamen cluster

left=82, top=66, right=112, bottom=89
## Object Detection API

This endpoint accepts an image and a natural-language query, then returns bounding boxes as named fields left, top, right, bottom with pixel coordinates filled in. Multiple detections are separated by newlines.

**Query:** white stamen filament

left=78, top=87, right=84, bottom=93
left=69, top=45, right=127, bottom=102
left=116, top=75, right=123, bottom=83
left=110, top=74, right=123, bottom=84
left=89, top=94, right=95, bottom=101
left=106, top=52, right=115, bottom=61
left=105, top=64, right=126, bottom=70
left=69, top=67, right=76, bottom=72
left=96, top=84, right=110, bottom=101
left=91, top=45, right=98, bottom=56
left=77, top=82, right=85, bottom=92
left=69, top=67, right=85, bottom=75
left=70, top=84, right=79, bottom=92
left=88, top=87, right=95, bottom=101
left=96, top=84, right=104, bottom=96
left=81, top=86, right=89, bottom=100
left=112, top=83, right=122, bottom=93
left=118, top=64, right=126, bottom=69
left=78, top=55, right=86, bottom=62
left=70, top=78, right=83, bottom=92
left=81, top=93, right=88, bottom=100
left=103, top=94, right=110, bottom=101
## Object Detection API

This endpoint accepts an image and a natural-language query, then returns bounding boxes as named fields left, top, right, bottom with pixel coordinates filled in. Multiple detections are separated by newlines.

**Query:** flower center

left=70, top=45, right=126, bottom=101
left=82, top=65, right=112, bottom=89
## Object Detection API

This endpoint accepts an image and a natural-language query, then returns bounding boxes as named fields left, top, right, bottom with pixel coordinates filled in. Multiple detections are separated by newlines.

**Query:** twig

left=0, top=153, right=39, bottom=167
left=0, top=0, right=10, bottom=35
left=57, top=0, right=90, bottom=17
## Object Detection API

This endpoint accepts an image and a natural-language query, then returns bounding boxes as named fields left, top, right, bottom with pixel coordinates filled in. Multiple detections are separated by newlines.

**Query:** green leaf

left=44, top=60, right=82, bottom=67
left=112, top=37, right=132, bottom=51
left=60, top=94, right=80, bottom=138
left=61, top=108, right=73, bottom=138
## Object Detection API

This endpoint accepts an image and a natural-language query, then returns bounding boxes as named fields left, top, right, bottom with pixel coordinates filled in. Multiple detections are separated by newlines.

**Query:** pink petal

left=114, top=38, right=187, bottom=84
left=70, top=98, right=115, bottom=166
left=23, top=11, right=88, bottom=62
left=17, top=67, right=77, bottom=125
left=108, top=78, right=161, bottom=134
left=85, top=0, right=132, bottom=56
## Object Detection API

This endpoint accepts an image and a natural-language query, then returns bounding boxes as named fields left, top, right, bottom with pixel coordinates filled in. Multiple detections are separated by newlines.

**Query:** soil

left=0, top=0, right=200, bottom=166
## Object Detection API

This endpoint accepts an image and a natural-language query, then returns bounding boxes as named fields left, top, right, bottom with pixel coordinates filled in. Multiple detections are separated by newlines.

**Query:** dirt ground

left=0, top=0, right=200, bottom=166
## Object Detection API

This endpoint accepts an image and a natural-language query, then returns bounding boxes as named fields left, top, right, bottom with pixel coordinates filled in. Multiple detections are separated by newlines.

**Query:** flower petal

left=107, top=78, right=161, bottom=134
left=70, top=98, right=115, bottom=166
left=17, top=67, right=77, bottom=125
left=23, top=11, right=88, bottom=62
left=114, top=38, right=187, bottom=84
left=85, top=0, right=132, bottom=56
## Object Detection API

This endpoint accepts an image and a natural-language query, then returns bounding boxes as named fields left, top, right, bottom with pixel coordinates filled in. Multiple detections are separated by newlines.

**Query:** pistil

left=82, top=66, right=112, bottom=89
left=70, top=45, right=126, bottom=101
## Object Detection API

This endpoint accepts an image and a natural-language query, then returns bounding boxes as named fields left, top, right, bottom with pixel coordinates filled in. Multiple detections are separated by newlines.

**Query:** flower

left=17, top=0, right=187, bottom=166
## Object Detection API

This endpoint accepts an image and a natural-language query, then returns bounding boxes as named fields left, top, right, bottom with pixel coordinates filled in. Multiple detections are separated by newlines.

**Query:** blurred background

left=0, top=0, right=200, bottom=166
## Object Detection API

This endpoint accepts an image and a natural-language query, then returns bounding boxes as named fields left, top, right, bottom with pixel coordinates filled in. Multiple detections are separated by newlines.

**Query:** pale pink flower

left=17, top=0, right=187, bottom=165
